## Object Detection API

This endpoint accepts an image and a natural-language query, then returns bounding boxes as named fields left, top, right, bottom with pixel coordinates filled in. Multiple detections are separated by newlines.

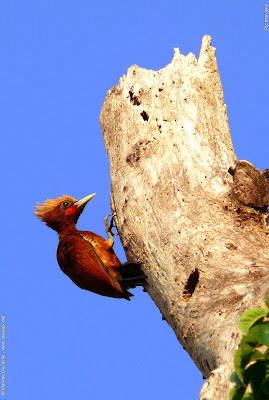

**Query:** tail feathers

left=120, top=262, right=146, bottom=289
left=121, top=290, right=134, bottom=301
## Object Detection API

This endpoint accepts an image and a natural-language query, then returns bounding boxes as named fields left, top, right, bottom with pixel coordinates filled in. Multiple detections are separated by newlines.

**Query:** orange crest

left=34, top=195, right=77, bottom=220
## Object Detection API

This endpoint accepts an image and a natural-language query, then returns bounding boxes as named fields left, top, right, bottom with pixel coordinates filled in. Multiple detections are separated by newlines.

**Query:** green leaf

left=248, top=349, right=265, bottom=363
left=239, top=308, right=268, bottom=335
left=230, top=371, right=245, bottom=387
left=264, top=348, right=269, bottom=358
left=245, top=360, right=266, bottom=397
left=234, top=326, right=262, bottom=383
left=234, top=345, right=253, bottom=383
left=260, top=379, right=269, bottom=395
left=229, top=386, right=246, bottom=400
left=241, top=394, right=255, bottom=400
left=241, top=325, right=260, bottom=348
left=257, top=324, right=269, bottom=347
left=266, top=360, right=269, bottom=378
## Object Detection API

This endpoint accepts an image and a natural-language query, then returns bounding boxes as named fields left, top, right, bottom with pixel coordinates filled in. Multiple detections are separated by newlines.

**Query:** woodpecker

left=34, top=194, right=144, bottom=300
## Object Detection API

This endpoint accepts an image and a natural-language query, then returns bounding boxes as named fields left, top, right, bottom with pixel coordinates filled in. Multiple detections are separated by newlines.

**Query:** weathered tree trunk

left=100, top=35, right=269, bottom=399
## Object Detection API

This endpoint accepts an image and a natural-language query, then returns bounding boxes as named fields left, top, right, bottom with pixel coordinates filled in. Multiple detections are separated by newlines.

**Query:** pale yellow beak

left=74, top=193, right=96, bottom=208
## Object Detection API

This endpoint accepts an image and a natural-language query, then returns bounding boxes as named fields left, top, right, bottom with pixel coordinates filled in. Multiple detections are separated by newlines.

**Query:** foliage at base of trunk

left=229, top=296, right=269, bottom=399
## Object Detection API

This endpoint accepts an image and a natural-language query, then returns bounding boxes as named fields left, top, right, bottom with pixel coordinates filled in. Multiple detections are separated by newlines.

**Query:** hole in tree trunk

left=140, top=111, right=149, bottom=121
left=129, top=91, right=141, bottom=106
left=183, top=269, right=199, bottom=301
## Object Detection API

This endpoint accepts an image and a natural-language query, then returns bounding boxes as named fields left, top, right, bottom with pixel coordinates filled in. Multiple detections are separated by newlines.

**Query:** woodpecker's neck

left=52, top=219, right=78, bottom=235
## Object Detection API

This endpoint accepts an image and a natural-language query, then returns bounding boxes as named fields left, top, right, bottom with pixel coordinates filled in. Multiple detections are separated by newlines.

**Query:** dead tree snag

left=100, top=35, right=269, bottom=399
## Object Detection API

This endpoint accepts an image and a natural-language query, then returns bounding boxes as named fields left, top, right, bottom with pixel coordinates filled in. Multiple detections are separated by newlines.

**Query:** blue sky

left=1, top=2, right=268, bottom=399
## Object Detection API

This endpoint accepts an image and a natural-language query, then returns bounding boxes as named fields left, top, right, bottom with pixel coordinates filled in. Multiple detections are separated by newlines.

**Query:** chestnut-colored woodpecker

left=34, top=194, right=144, bottom=300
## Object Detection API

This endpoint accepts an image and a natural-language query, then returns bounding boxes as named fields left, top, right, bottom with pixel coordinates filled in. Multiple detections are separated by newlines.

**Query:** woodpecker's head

left=34, top=194, right=96, bottom=233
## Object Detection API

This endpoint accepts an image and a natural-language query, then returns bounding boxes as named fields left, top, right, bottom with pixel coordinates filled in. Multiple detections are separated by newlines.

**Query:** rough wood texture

left=100, top=35, right=269, bottom=399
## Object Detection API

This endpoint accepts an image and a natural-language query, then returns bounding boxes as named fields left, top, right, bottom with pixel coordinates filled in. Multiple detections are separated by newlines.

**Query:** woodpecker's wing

left=57, top=233, right=132, bottom=300
left=79, top=230, right=121, bottom=274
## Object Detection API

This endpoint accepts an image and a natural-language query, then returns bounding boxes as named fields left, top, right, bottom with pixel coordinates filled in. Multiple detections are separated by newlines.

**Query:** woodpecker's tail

left=120, top=263, right=146, bottom=289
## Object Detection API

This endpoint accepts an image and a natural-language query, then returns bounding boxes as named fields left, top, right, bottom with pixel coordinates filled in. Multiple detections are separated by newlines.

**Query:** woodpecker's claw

left=104, top=213, right=119, bottom=243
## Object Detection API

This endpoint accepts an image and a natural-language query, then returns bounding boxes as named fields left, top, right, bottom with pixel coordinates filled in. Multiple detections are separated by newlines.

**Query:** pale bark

left=100, top=35, right=269, bottom=399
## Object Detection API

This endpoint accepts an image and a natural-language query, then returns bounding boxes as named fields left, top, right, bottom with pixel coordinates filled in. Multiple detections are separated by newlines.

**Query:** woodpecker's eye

left=60, top=201, right=72, bottom=209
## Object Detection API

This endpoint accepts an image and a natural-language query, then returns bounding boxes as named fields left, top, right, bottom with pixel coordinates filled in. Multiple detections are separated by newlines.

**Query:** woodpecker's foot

left=104, top=213, right=118, bottom=245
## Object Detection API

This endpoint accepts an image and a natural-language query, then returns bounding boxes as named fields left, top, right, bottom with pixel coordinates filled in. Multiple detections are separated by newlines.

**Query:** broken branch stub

left=100, top=35, right=269, bottom=399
